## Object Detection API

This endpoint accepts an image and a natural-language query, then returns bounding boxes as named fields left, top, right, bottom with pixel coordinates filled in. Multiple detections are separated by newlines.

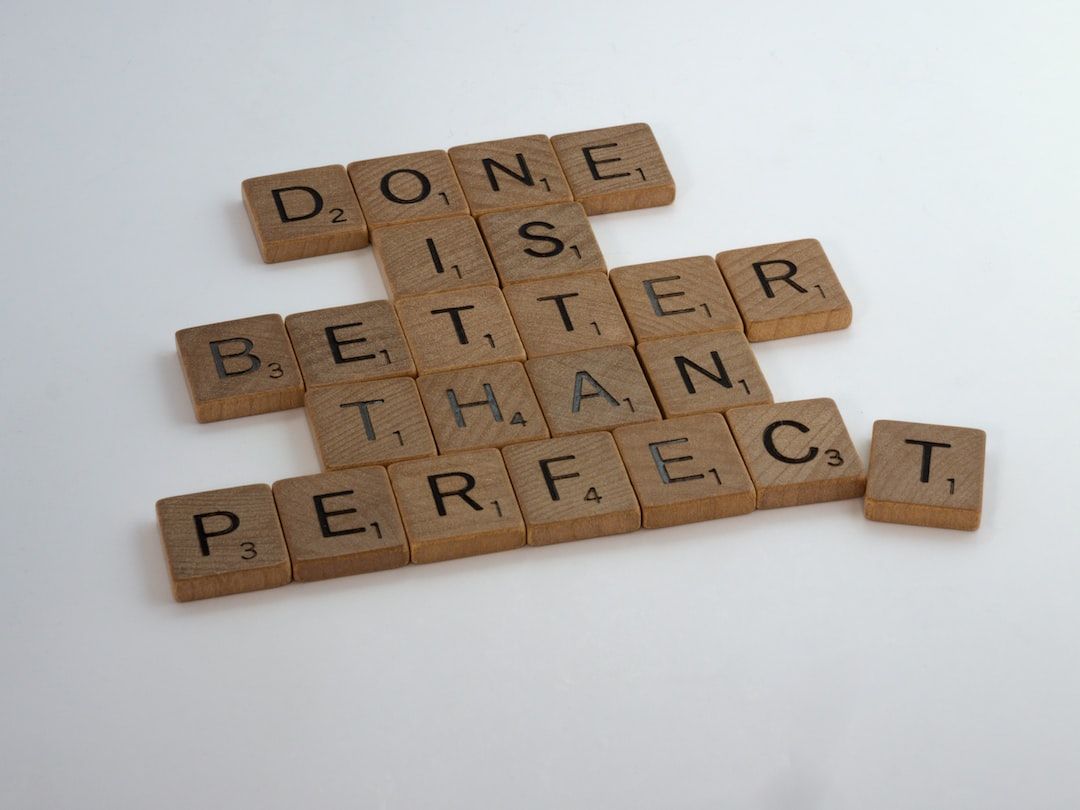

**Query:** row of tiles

left=177, top=242, right=851, bottom=423
left=242, top=123, right=676, bottom=262
left=157, top=406, right=987, bottom=602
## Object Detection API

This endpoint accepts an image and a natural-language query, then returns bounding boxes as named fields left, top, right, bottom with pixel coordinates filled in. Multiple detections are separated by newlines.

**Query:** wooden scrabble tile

left=550, top=123, right=676, bottom=215
left=502, top=432, right=639, bottom=545
left=272, top=468, right=409, bottom=581
left=609, top=256, right=743, bottom=342
left=715, top=239, right=852, bottom=341
left=477, top=202, right=606, bottom=285
left=176, top=314, right=304, bottom=423
left=346, top=150, right=469, bottom=228
left=526, top=346, right=661, bottom=436
left=388, top=448, right=525, bottom=563
left=726, top=398, right=866, bottom=509
left=396, top=286, right=525, bottom=374
left=503, top=273, right=633, bottom=358
left=612, top=415, right=756, bottom=529
left=285, top=300, right=415, bottom=389
left=864, top=420, right=986, bottom=531
left=448, top=134, right=572, bottom=215
left=306, top=377, right=436, bottom=470
left=416, top=362, right=548, bottom=453
left=156, top=484, right=291, bottom=602
left=371, top=215, right=498, bottom=299
left=242, top=165, right=368, bottom=263
left=636, top=331, right=772, bottom=418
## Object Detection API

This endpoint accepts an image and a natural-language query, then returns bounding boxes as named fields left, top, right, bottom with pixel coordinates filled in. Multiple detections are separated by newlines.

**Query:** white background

left=3, top=1, right=1079, bottom=807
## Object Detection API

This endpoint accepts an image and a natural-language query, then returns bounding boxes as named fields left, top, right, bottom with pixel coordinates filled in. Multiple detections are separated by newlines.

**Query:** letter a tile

left=347, top=150, right=469, bottom=228
left=864, top=420, right=986, bottom=530
left=448, top=135, right=573, bottom=216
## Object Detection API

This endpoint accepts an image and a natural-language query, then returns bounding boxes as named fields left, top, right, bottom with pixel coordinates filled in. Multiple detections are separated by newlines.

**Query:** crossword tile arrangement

left=157, top=123, right=988, bottom=602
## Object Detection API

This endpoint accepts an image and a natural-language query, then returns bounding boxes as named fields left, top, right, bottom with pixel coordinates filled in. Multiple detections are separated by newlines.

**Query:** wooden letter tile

left=637, top=331, right=772, bottom=417
left=613, top=415, right=756, bottom=529
left=448, top=134, right=572, bottom=215
left=371, top=215, right=498, bottom=299
left=285, top=300, right=414, bottom=389
left=503, top=273, right=633, bottom=358
left=156, top=484, right=291, bottom=602
left=551, top=123, right=675, bottom=214
left=726, top=398, right=866, bottom=509
left=272, top=468, right=409, bottom=581
left=396, top=286, right=525, bottom=374
left=502, top=432, right=640, bottom=545
left=346, top=150, right=469, bottom=228
left=388, top=449, right=525, bottom=563
left=609, top=256, right=743, bottom=342
left=477, top=202, right=606, bottom=285
left=864, top=420, right=986, bottom=531
left=242, top=165, right=368, bottom=263
left=176, top=314, right=304, bottom=423
left=306, top=377, right=436, bottom=470
left=715, top=239, right=852, bottom=341
left=526, top=346, right=661, bottom=436
left=417, top=361, right=548, bottom=453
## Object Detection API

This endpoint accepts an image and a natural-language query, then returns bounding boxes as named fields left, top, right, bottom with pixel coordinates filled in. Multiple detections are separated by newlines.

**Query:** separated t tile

left=864, top=420, right=986, bottom=530
left=156, top=484, right=291, bottom=602
left=502, top=432, right=640, bottom=545
left=613, top=414, right=756, bottom=529
left=242, top=165, right=369, bottom=262
left=715, top=239, right=851, bottom=341
left=175, top=314, right=304, bottom=422
left=726, top=398, right=866, bottom=509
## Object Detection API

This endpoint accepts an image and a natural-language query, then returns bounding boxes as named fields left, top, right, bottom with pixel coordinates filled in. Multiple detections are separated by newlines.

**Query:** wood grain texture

left=502, top=432, right=640, bottom=545
left=306, top=377, right=436, bottom=470
left=387, top=448, right=525, bottom=564
left=637, top=331, right=772, bottom=417
left=346, top=150, right=469, bottom=228
left=613, top=414, right=756, bottom=529
left=609, top=256, right=743, bottom=342
left=726, top=398, right=866, bottom=509
left=156, top=484, right=291, bottom=602
left=550, top=123, right=675, bottom=215
left=417, top=361, right=548, bottom=453
left=272, top=467, right=409, bottom=581
left=285, top=300, right=415, bottom=389
left=503, top=273, right=633, bottom=358
left=396, top=286, right=525, bottom=374
left=175, top=314, right=304, bottom=423
left=242, top=165, right=368, bottom=262
left=476, top=202, right=605, bottom=285
left=526, top=345, right=661, bottom=436
left=715, top=239, right=852, bottom=341
left=371, top=215, right=498, bottom=300
left=865, top=420, right=986, bottom=531
left=448, top=134, right=572, bottom=215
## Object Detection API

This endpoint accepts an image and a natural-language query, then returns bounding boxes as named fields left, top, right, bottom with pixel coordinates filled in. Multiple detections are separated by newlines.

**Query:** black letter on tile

left=428, top=472, right=482, bottom=515
left=271, top=186, right=323, bottom=222
left=763, top=420, right=818, bottom=464
left=210, top=338, right=261, bottom=378
left=753, top=260, right=807, bottom=298
left=193, top=511, right=240, bottom=556
left=313, top=491, right=366, bottom=537
left=904, top=439, right=953, bottom=483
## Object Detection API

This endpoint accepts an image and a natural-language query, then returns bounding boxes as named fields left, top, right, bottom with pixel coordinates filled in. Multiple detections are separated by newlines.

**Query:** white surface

left=2, top=1, right=1079, bottom=807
